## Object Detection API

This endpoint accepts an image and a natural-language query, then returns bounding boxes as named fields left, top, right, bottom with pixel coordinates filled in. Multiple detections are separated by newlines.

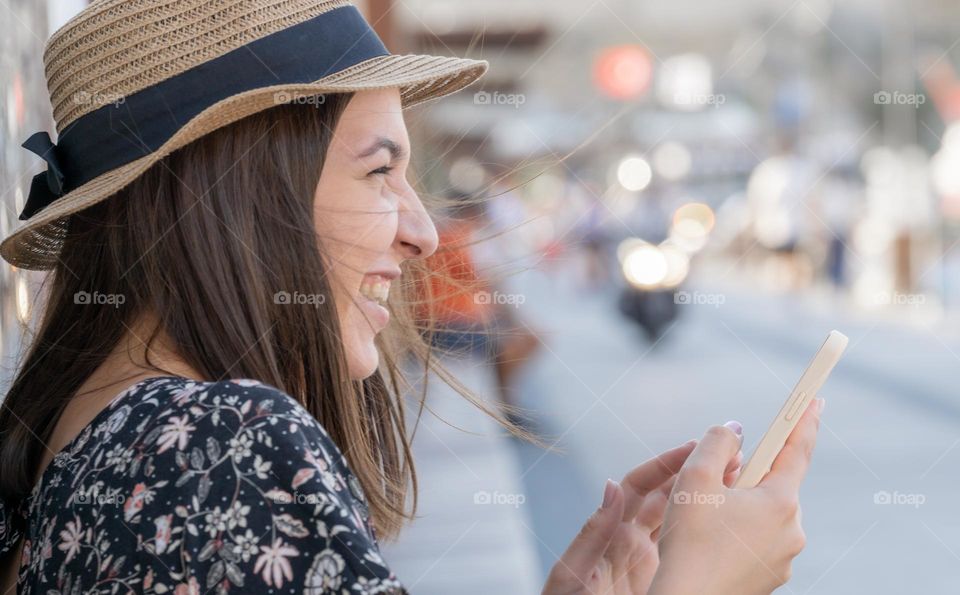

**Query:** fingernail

left=602, top=479, right=618, bottom=509
left=818, top=398, right=826, bottom=414
left=723, top=420, right=743, bottom=436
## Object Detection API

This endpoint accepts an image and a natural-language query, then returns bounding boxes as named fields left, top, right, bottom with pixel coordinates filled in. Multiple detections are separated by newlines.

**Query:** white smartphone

left=732, top=330, right=848, bottom=489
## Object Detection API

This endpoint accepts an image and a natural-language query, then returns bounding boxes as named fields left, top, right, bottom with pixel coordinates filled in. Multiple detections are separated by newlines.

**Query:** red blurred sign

left=593, top=45, right=652, bottom=100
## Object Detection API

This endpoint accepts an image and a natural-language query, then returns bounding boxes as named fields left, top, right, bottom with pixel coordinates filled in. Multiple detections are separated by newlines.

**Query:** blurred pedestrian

left=419, top=193, right=541, bottom=425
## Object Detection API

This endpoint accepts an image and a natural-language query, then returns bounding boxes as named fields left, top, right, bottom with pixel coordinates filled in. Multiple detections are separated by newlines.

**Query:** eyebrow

left=357, top=136, right=407, bottom=162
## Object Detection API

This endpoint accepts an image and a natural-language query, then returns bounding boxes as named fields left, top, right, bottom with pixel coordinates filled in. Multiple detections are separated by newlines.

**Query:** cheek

left=321, top=192, right=399, bottom=252
left=314, top=187, right=397, bottom=335
left=327, top=212, right=399, bottom=301
left=322, top=211, right=397, bottom=327
left=346, top=203, right=399, bottom=249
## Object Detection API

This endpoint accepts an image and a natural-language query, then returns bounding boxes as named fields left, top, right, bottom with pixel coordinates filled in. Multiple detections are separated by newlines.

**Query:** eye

left=368, top=165, right=394, bottom=177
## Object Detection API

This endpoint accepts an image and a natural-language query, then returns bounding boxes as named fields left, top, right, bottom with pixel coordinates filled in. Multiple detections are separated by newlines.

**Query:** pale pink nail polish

left=602, top=479, right=618, bottom=509
left=723, top=420, right=743, bottom=435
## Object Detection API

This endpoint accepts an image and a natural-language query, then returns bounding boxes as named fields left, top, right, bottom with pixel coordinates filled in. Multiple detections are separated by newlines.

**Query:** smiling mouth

left=359, top=275, right=391, bottom=305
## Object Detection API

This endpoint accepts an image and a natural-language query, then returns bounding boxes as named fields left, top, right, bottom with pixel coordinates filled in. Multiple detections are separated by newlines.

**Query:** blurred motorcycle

left=616, top=239, right=689, bottom=341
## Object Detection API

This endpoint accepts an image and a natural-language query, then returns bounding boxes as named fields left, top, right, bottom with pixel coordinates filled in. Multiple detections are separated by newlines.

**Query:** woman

left=0, top=1, right=823, bottom=593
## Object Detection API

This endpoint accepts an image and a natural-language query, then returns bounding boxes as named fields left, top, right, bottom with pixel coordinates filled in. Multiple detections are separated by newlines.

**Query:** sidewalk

left=380, top=354, right=542, bottom=594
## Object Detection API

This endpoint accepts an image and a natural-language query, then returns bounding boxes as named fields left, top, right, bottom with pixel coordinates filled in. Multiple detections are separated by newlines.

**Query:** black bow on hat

left=20, top=131, right=66, bottom=221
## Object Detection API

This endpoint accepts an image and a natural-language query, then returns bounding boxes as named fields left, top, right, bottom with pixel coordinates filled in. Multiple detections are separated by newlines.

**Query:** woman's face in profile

left=313, top=89, right=438, bottom=380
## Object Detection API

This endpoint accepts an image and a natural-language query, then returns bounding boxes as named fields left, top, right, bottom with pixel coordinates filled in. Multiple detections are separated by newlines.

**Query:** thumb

left=556, top=479, right=625, bottom=580
left=680, top=421, right=744, bottom=487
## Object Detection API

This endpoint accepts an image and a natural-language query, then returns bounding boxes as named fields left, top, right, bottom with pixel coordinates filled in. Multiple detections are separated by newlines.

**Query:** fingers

left=556, top=479, right=626, bottom=580
left=679, top=423, right=744, bottom=487
left=621, top=440, right=697, bottom=520
left=640, top=447, right=742, bottom=532
left=635, top=473, right=678, bottom=529
left=760, top=398, right=823, bottom=494
left=723, top=449, right=744, bottom=487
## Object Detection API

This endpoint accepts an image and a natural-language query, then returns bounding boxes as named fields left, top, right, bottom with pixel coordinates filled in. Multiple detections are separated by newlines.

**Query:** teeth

left=359, top=278, right=390, bottom=304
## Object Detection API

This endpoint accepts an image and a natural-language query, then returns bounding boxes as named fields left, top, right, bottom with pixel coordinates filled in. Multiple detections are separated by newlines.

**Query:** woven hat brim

left=1, top=53, right=488, bottom=270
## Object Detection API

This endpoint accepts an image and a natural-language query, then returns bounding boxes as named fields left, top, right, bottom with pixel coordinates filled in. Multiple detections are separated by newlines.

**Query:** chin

left=346, top=340, right=380, bottom=380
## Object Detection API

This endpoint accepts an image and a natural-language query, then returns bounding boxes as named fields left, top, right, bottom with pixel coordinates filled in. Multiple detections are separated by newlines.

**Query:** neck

left=80, top=313, right=205, bottom=396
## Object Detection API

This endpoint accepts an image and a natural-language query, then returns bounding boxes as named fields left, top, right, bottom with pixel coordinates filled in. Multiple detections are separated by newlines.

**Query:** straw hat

left=2, top=0, right=488, bottom=270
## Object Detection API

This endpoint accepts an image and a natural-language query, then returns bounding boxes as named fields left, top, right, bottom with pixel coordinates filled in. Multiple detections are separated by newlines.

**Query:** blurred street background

left=5, top=0, right=960, bottom=593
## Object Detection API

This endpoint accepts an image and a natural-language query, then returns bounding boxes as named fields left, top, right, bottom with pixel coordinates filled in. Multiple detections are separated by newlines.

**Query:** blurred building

left=394, top=0, right=960, bottom=316
left=0, top=0, right=66, bottom=380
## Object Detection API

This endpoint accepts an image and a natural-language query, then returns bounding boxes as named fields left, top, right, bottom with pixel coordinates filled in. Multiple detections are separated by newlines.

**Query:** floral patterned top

left=0, top=375, right=408, bottom=594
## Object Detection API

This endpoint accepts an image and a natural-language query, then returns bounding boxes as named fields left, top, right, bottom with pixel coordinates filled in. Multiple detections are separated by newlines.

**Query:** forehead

left=333, top=89, right=408, bottom=155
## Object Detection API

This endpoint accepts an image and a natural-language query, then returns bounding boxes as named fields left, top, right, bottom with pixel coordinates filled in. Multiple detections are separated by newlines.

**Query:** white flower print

left=104, top=443, right=134, bottom=471
left=224, top=500, right=251, bottom=531
left=304, top=548, right=345, bottom=592
left=227, top=430, right=254, bottom=463
left=57, top=517, right=83, bottom=564
left=253, top=538, right=298, bottom=588
left=3, top=376, right=406, bottom=594
left=156, top=415, right=196, bottom=453
left=231, top=529, right=259, bottom=562
left=203, top=506, right=229, bottom=537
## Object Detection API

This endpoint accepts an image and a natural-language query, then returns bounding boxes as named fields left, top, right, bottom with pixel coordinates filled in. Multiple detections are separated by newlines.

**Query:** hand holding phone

left=732, top=330, right=847, bottom=489
left=648, top=334, right=843, bottom=595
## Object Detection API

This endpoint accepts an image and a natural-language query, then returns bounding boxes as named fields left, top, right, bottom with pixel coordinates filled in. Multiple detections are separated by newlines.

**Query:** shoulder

left=143, top=378, right=341, bottom=469
left=126, top=378, right=403, bottom=593
left=140, top=378, right=367, bottom=527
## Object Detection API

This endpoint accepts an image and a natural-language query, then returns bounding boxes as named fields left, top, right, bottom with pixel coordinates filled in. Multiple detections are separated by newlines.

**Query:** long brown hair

left=0, top=93, right=539, bottom=540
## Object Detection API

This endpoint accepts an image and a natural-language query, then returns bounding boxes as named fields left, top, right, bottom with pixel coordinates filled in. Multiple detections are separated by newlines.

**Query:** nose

left=395, top=186, right=439, bottom=260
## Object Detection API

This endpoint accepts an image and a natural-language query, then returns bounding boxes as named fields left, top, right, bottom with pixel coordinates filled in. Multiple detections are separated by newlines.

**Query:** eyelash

left=369, top=165, right=394, bottom=177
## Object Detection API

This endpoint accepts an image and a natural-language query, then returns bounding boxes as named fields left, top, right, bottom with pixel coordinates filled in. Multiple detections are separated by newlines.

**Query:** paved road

left=512, top=265, right=960, bottom=594
left=380, top=355, right=542, bottom=594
